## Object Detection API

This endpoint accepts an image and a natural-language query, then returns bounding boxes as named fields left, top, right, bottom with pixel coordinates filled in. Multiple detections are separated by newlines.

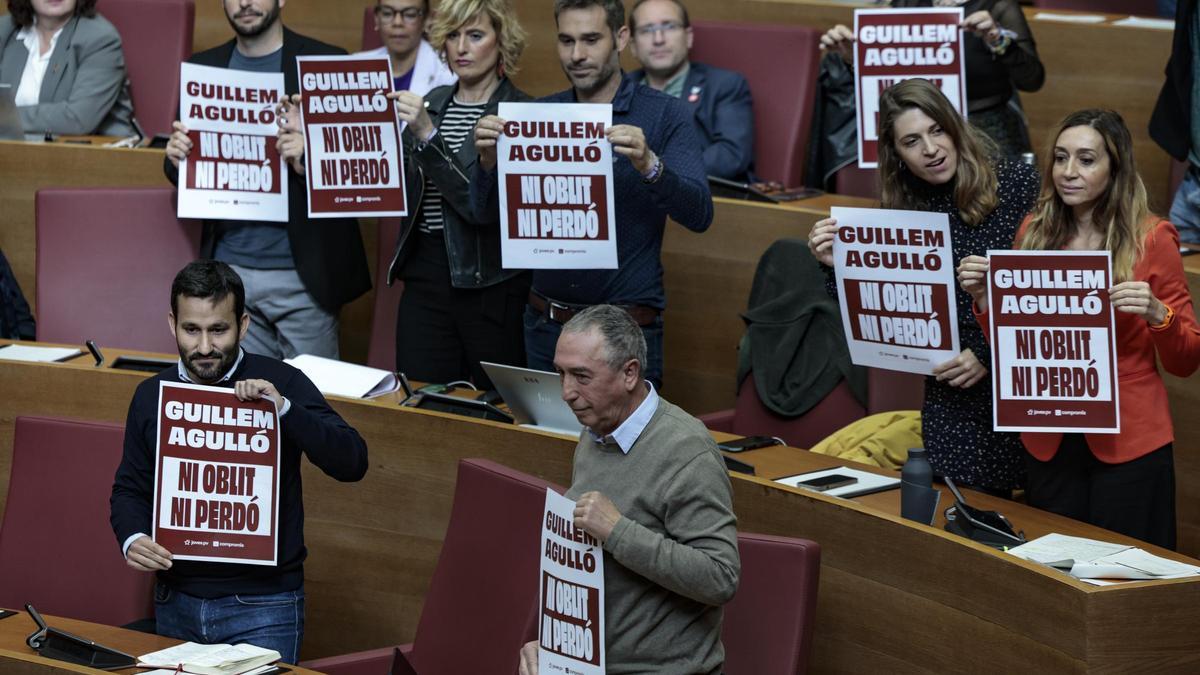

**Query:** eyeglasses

left=375, top=6, right=426, bottom=24
left=635, top=21, right=684, bottom=37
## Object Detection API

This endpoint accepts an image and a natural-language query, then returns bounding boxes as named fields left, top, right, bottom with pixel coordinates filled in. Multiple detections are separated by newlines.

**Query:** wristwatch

left=642, top=155, right=664, bottom=184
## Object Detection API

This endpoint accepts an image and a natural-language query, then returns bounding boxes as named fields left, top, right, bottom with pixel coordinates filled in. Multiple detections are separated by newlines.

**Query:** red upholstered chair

left=98, top=0, right=195, bottom=137
left=367, top=218, right=403, bottom=371
left=701, top=367, right=924, bottom=449
left=363, top=6, right=383, bottom=51
left=0, top=416, right=154, bottom=626
left=834, top=164, right=880, bottom=200
left=689, top=21, right=821, bottom=186
left=1033, top=0, right=1157, bottom=16
left=301, top=458, right=561, bottom=675
left=722, top=533, right=821, bottom=674
left=36, top=187, right=201, bottom=353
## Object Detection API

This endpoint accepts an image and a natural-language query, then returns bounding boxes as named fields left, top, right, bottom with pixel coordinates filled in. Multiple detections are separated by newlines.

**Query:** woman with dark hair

left=958, top=109, right=1200, bottom=548
left=384, top=0, right=532, bottom=389
left=820, top=0, right=1043, bottom=157
left=0, top=0, right=134, bottom=136
left=809, top=78, right=1039, bottom=495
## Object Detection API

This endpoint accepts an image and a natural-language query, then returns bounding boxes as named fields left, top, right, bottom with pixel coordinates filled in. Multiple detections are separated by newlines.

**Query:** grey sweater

left=565, top=397, right=740, bottom=674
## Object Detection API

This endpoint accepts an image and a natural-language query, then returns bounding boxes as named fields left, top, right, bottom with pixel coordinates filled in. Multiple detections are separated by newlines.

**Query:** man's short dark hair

left=7, top=0, right=98, bottom=29
left=554, top=0, right=625, bottom=38
left=170, top=260, right=246, bottom=320
left=628, top=0, right=690, bottom=31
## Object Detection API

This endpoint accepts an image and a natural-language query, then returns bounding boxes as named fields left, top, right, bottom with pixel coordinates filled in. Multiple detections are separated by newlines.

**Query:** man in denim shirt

left=472, top=0, right=713, bottom=388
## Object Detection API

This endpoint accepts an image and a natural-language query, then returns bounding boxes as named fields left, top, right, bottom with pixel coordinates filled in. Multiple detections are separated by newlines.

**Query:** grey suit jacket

left=0, top=13, right=134, bottom=136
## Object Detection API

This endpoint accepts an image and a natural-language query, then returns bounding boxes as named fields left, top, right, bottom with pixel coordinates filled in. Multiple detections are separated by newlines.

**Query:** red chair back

left=98, top=0, right=195, bottom=137
left=363, top=7, right=383, bottom=51
left=1033, top=0, right=1157, bottom=15
left=407, top=459, right=563, bottom=674
left=834, top=164, right=880, bottom=200
left=36, top=187, right=201, bottom=353
left=367, top=218, right=403, bottom=371
left=689, top=21, right=821, bottom=186
left=722, top=533, right=821, bottom=674
left=730, top=374, right=866, bottom=449
left=0, top=416, right=154, bottom=625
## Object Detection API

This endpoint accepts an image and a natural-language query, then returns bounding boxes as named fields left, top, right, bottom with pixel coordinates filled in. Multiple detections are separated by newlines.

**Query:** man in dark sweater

left=163, top=0, right=370, bottom=360
left=518, top=305, right=739, bottom=675
left=472, top=0, right=713, bottom=388
left=109, top=261, right=368, bottom=663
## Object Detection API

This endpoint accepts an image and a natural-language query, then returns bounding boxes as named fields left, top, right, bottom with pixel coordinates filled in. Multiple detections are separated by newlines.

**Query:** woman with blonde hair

left=385, top=0, right=532, bottom=389
left=958, top=109, right=1200, bottom=548
left=809, top=78, right=1039, bottom=495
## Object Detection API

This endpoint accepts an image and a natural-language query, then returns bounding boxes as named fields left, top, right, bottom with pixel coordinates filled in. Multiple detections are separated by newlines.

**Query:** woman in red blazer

left=958, top=109, right=1200, bottom=549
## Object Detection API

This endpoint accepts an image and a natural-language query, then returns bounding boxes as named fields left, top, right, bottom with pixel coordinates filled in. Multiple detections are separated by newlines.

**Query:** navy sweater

left=110, top=353, right=368, bottom=597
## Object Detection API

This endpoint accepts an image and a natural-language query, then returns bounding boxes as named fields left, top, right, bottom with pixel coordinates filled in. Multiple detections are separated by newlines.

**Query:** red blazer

left=977, top=218, right=1200, bottom=463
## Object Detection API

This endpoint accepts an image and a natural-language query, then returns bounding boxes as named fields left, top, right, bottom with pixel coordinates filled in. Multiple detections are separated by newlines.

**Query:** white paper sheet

left=284, top=354, right=398, bottom=398
left=0, top=344, right=82, bottom=362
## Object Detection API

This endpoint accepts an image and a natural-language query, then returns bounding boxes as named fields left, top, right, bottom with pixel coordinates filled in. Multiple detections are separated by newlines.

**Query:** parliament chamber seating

left=35, top=187, right=201, bottom=354
left=689, top=21, right=821, bottom=186
left=722, top=533, right=821, bottom=675
left=99, top=0, right=196, bottom=138
left=367, top=218, right=403, bottom=372
left=0, top=416, right=154, bottom=626
left=834, top=164, right=880, bottom=200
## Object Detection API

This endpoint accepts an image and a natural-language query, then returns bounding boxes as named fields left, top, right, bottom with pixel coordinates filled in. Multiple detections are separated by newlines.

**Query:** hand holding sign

left=1109, top=281, right=1168, bottom=324
left=606, top=124, right=656, bottom=176
left=234, top=379, right=284, bottom=410
left=932, top=347, right=987, bottom=389
left=388, top=91, right=435, bottom=141
left=126, top=535, right=173, bottom=572
left=961, top=10, right=1002, bottom=46
left=819, top=24, right=855, bottom=62
left=957, top=254, right=990, bottom=310
left=518, top=640, right=539, bottom=675
left=166, top=121, right=192, bottom=169
left=808, top=217, right=840, bottom=267
left=574, top=491, right=621, bottom=543
left=475, top=114, right=505, bottom=171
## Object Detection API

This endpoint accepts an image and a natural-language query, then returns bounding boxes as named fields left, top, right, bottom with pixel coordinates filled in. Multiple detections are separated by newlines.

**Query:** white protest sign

left=538, top=488, right=604, bottom=674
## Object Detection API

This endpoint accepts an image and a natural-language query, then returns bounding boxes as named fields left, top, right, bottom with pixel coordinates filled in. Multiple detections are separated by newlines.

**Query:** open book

left=138, top=642, right=281, bottom=675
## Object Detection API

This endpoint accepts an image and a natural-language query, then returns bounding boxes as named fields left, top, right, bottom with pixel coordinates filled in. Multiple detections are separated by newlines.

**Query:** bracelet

left=987, top=28, right=1018, bottom=56
left=1150, top=304, right=1175, bottom=331
left=415, top=126, right=438, bottom=151
left=642, top=156, right=664, bottom=184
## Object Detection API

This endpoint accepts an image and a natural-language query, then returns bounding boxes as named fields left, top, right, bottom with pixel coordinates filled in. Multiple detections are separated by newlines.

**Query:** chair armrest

left=699, top=409, right=736, bottom=433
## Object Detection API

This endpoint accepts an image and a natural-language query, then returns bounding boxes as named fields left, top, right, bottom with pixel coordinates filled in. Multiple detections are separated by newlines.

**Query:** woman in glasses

left=359, top=0, right=456, bottom=96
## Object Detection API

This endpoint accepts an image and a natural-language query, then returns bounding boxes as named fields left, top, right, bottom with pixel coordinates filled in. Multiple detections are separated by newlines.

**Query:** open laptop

left=481, top=361, right=583, bottom=438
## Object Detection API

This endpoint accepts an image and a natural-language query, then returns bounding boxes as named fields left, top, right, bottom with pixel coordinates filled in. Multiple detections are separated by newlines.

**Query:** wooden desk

left=1, top=347, right=1198, bottom=671
left=0, top=609, right=319, bottom=674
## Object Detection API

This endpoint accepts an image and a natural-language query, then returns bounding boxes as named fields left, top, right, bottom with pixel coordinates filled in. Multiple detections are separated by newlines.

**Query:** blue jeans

left=1169, top=165, right=1200, bottom=244
left=523, top=305, right=665, bottom=389
left=154, top=582, right=305, bottom=664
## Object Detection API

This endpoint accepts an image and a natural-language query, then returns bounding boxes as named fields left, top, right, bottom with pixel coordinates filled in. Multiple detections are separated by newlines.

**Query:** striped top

left=418, top=99, right=488, bottom=234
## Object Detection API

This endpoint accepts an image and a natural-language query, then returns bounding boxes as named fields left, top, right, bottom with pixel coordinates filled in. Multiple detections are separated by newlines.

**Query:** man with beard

left=472, top=0, right=712, bottom=389
left=163, top=0, right=370, bottom=361
left=110, top=260, right=368, bottom=663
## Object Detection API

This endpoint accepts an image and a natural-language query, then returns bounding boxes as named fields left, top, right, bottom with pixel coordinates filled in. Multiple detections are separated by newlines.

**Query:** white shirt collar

left=177, top=348, right=245, bottom=384
left=588, top=382, right=659, bottom=454
left=17, top=19, right=64, bottom=59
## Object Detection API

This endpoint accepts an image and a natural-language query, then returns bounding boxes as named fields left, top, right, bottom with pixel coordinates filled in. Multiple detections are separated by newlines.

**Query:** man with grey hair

left=518, top=304, right=739, bottom=674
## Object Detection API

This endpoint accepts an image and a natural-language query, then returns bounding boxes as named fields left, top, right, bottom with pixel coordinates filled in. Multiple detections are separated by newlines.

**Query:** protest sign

left=154, top=382, right=281, bottom=565
left=988, top=251, right=1119, bottom=433
left=298, top=55, right=407, bottom=218
left=498, top=102, right=617, bottom=269
left=538, top=489, right=604, bottom=675
left=832, top=206, right=960, bottom=375
left=853, top=8, right=966, bottom=168
left=177, top=63, right=287, bottom=221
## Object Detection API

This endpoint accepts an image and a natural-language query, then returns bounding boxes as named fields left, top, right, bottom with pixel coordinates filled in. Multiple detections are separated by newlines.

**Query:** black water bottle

left=900, top=447, right=933, bottom=522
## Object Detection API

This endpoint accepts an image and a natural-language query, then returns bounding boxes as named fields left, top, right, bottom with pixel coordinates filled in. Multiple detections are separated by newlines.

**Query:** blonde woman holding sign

left=958, top=109, right=1200, bottom=549
left=384, top=0, right=532, bottom=389
left=809, top=78, right=1039, bottom=496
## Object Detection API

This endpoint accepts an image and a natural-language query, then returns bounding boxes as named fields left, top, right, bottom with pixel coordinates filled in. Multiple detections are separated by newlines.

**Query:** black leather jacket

left=386, top=78, right=531, bottom=289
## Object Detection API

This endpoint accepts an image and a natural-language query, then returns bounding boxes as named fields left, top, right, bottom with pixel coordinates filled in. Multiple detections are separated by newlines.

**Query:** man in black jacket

left=164, top=0, right=370, bottom=359
left=110, top=260, right=368, bottom=663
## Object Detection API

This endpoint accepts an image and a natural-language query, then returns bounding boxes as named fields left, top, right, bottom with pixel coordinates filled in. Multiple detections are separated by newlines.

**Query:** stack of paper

left=138, top=642, right=281, bottom=675
left=775, top=465, right=901, bottom=499
left=0, top=344, right=82, bottom=362
left=1033, top=12, right=1107, bottom=23
left=1008, top=533, right=1200, bottom=585
left=284, top=353, right=399, bottom=399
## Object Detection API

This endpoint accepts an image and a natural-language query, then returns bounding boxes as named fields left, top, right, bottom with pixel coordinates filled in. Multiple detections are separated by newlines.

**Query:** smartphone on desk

left=796, top=473, right=857, bottom=492
left=717, top=435, right=783, bottom=453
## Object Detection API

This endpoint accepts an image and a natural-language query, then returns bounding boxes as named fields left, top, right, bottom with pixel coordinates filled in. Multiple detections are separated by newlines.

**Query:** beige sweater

left=565, top=397, right=740, bottom=674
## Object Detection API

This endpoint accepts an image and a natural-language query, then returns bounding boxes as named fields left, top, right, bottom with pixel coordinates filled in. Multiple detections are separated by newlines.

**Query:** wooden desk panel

left=0, top=609, right=319, bottom=674
left=1, top=352, right=1199, bottom=671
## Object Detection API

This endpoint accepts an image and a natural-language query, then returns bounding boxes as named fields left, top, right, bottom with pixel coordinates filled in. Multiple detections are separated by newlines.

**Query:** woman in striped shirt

left=386, top=0, right=532, bottom=389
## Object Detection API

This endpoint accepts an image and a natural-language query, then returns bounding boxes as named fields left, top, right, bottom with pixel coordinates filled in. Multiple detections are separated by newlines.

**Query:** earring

left=898, top=159, right=906, bottom=171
